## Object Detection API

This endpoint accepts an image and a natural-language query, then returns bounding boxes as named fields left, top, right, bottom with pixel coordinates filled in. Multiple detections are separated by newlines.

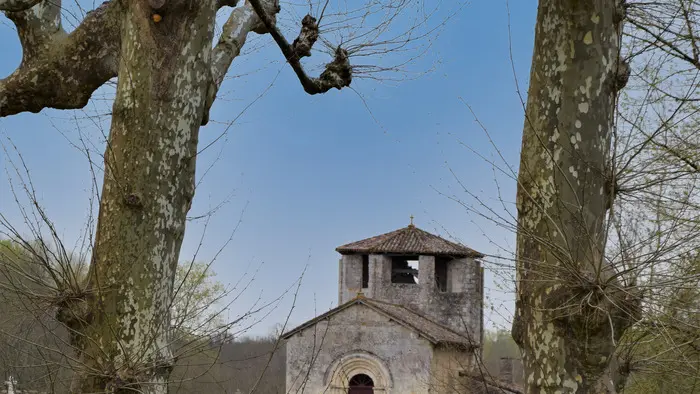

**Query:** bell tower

left=335, top=221, right=485, bottom=343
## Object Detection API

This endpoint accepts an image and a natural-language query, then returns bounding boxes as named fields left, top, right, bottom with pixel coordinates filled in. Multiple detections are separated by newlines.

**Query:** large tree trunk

left=0, top=0, right=348, bottom=391
left=73, top=2, right=216, bottom=392
left=512, top=1, right=637, bottom=393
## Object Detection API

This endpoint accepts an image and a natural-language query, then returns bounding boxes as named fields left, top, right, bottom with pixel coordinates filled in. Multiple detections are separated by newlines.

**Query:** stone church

left=282, top=222, right=522, bottom=394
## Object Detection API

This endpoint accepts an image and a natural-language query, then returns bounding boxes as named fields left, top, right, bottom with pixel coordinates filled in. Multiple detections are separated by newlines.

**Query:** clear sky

left=0, top=1, right=537, bottom=337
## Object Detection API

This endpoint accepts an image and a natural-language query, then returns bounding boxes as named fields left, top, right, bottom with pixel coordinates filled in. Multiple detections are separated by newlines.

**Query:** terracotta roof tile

left=336, top=225, right=483, bottom=258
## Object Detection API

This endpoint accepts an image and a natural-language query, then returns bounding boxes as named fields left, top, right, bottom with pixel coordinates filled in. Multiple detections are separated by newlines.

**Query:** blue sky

left=0, top=1, right=537, bottom=337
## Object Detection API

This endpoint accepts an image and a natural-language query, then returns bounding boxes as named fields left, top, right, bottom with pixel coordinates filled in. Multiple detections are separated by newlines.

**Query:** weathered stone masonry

left=284, top=223, right=519, bottom=393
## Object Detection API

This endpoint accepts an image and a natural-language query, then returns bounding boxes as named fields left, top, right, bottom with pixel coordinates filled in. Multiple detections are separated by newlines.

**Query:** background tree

left=0, top=238, right=236, bottom=392
left=607, top=0, right=700, bottom=391
left=620, top=254, right=700, bottom=393
left=0, top=239, right=74, bottom=392
left=481, top=329, right=523, bottom=386
left=171, top=261, right=227, bottom=335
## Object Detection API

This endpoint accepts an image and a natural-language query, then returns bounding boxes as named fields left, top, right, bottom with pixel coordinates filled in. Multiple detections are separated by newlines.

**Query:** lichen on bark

left=513, top=1, right=638, bottom=393
left=1, top=0, right=355, bottom=391
left=71, top=1, right=218, bottom=391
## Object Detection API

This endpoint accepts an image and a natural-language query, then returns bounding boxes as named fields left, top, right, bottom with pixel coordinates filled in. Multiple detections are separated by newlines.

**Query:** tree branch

left=0, top=0, right=42, bottom=12
left=247, top=0, right=352, bottom=94
left=0, top=1, right=121, bottom=117
left=5, top=0, right=64, bottom=61
left=628, top=17, right=700, bottom=70
left=201, top=1, right=267, bottom=125
left=216, top=0, right=239, bottom=8
left=652, top=140, right=699, bottom=172
left=210, top=3, right=263, bottom=89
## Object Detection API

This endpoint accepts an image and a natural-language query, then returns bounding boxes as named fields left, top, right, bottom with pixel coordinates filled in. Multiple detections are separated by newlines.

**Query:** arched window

left=348, top=373, right=374, bottom=394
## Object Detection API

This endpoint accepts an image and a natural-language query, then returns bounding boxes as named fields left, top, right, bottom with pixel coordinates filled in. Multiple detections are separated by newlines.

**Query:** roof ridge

left=392, top=302, right=476, bottom=342
left=363, top=297, right=475, bottom=338
left=362, top=298, right=477, bottom=347
left=336, top=225, right=484, bottom=258
left=280, top=297, right=361, bottom=339
left=361, top=297, right=400, bottom=307
left=360, top=300, right=441, bottom=344
left=282, top=296, right=475, bottom=348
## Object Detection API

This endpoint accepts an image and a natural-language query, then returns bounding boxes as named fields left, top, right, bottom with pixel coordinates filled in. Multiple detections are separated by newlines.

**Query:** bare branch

left=291, top=14, right=319, bottom=58
left=212, top=11, right=257, bottom=61
left=247, top=0, right=352, bottom=94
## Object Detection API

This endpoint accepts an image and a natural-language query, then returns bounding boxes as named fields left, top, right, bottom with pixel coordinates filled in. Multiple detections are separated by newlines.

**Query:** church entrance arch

left=348, top=373, right=374, bottom=393
left=325, top=352, right=391, bottom=393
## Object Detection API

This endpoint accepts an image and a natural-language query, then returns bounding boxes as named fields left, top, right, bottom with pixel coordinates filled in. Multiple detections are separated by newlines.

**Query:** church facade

left=282, top=223, right=520, bottom=393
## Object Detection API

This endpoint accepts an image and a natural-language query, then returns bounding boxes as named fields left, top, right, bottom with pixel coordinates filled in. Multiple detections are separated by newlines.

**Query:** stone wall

left=430, top=346, right=476, bottom=393
left=285, top=304, right=434, bottom=394
left=338, top=254, right=363, bottom=303
left=338, top=254, right=483, bottom=345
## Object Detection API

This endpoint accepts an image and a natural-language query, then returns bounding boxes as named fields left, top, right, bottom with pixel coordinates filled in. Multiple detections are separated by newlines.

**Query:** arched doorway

left=326, top=352, right=391, bottom=393
left=348, top=373, right=374, bottom=394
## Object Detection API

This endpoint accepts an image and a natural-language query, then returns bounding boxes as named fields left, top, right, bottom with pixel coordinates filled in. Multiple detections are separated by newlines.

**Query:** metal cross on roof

left=409, top=215, right=414, bottom=226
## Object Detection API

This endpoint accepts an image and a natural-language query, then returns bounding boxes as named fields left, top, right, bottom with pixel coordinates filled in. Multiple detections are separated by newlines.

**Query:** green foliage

left=172, top=261, right=227, bottom=335
left=621, top=254, right=700, bottom=394
left=0, top=238, right=230, bottom=391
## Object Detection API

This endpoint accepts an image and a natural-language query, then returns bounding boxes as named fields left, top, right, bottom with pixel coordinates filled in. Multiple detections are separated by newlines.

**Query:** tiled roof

left=336, top=225, right=484, bottom=258
left=281, top=296, right=477, bottom=348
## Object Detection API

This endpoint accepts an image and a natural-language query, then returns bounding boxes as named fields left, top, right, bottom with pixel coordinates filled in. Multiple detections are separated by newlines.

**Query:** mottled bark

left=204, top=1, right=266, bottom=125
left=74, top=1, right=217, bottom=391
left=0, top=1, right=120, bottom=116
left=0, top=0, right=42, bottom=12
left=1, top=0, right=353, bottom=391
left=512, top=1, right=638, bottom=393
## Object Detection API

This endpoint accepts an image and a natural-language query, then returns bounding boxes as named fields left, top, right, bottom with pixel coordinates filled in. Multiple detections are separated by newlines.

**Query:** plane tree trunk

left=512, top=1, right=639, bottom=393
left=0, top=0, right=352, bottom=391
left=72, top=2, right=216, bottom=392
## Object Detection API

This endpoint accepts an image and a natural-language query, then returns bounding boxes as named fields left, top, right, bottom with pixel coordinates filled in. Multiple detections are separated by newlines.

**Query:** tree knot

left=292, top=14, right=319, bottom=59
left=217, top=0, right=240, bottom=8
left=612, top=59, right=630, bottom=93
left=104, top=366, right=136, bottom=393
left=149, top=0, right=166, bottom=9
left=614, top=0, right=628, bottom=25
left=54, top=290, right=91, bottom=323
left=150, top=352, right=176, bottom=376
left=317, top=47, right=352, bottom=91
left=124, top=193, right=143, bottom=208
